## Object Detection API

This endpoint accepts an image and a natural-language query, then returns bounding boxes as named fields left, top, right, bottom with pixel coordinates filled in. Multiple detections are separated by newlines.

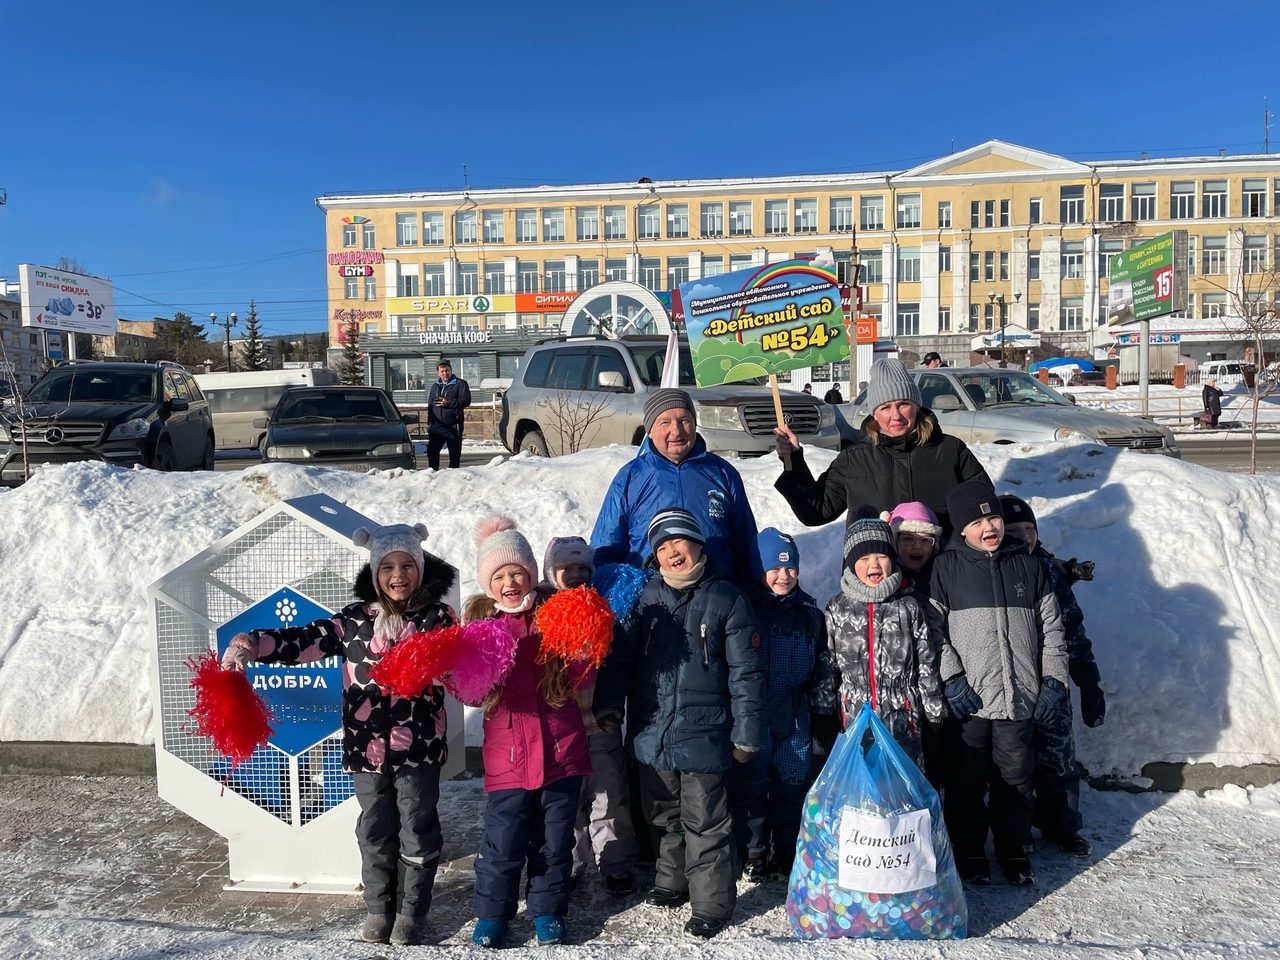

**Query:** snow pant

left=352, top=763, right=442, bottom=917
left=729, top=738, right=808, bottom=871
left=627, top=756, right=660, bottom=863
left=426, top=426, right=462, bottom=469
left=640, top=766, right=735, bottom=922
left=572, top=727, right=636, bottom=877
left=472, top=776, right=583, bottom=922
left=1032, top=699, right=1083, bottom=840
left=943, top=717, right=1036, bottom=863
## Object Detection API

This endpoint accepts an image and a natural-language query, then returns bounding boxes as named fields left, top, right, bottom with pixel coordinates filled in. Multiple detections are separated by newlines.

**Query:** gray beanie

left=643, top=388, right=696, bottom=434
left=352, top=523, right=429, bottom=577
left=866, top=359, right=922, bottom=411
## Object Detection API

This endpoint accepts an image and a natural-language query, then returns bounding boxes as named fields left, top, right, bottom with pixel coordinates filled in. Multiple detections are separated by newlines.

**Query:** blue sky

left=1, top=0, right=1275, bottom=336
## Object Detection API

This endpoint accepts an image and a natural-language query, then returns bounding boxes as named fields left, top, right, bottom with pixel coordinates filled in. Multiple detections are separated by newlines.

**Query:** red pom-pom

left=535, top=585, right=615, bottom=668
left=446, top=619, right=520, bottom=705
left=186, top=650, right=275, bottom=768
left=368, top=626, right=465, bottom=699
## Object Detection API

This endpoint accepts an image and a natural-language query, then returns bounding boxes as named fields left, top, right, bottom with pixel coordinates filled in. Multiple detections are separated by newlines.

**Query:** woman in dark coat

left=1202, top=377, right=1223, bottom=428
left=773, top=359, right=990, bottom=541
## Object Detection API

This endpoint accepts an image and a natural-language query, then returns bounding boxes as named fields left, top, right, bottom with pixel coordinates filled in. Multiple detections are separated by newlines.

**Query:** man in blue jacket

left=426, top=359, right=471, bottom=470
left=591, top=388, right=762, bottom=586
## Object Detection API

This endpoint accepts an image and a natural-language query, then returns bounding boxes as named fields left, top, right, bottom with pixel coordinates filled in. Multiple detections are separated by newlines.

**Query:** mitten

left=732, top=745, right=757, bottom=763
left=1078, top=682, right=1106, bottom=727
left=1033, top=677, right=1070, bottom=724
left=810, top=712, right=842, bottom=756
left=943, top=675, right=982, bottom=720
left=220, top=633, right=257, bottom=672
left=595, top=713, right=623, bottom=736
left=1063, top=558, right=1095, bottom=583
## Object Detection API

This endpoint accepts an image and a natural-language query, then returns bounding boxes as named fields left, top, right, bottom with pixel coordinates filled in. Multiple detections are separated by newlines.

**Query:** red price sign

left=1153, top=265, right=1173, bottom=300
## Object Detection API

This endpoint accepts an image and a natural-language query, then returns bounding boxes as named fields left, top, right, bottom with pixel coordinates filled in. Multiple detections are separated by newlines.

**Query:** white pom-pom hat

left=352, top=522, right=429, bottom=576
left=475, top=514, right=538, bottom=597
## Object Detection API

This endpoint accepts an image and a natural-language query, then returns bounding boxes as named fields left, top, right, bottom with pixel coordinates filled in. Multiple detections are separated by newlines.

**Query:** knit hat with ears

left=543, top=536, right=595, bottom=582
left=882, top=501, right=943, bottom=539
left=353, top=523, right=429, bottom=577
left=475, top=515, right=538, bottom=598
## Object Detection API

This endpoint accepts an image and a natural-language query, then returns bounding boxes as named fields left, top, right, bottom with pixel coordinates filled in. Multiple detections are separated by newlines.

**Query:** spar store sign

left=386, top=292, right=579, bottom=315
left=1108, top=231, right=1188, bottom=325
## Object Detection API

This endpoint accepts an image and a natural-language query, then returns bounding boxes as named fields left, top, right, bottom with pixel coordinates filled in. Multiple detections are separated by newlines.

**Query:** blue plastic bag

left=787, top=703, right=967, bottom=939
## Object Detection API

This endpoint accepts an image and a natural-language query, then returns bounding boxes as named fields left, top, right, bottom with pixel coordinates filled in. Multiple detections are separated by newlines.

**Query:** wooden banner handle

left=769, top=374, right=793, bottom=470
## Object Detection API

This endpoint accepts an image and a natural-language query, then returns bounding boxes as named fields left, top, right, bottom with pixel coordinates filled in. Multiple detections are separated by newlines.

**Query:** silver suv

left=499, top=335, right=841, bottom=457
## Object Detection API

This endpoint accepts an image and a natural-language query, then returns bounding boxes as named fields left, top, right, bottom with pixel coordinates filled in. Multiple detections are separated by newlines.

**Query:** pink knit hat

left=883, top=501, right=943, bottom=538
left=475, top=515, right=538, bottom=598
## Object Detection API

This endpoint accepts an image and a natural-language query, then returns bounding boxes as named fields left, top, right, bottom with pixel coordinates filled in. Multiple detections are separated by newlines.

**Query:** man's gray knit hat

left=643, top=388, right=696, bottom=434
left=866, top=358, right=923, bottom=411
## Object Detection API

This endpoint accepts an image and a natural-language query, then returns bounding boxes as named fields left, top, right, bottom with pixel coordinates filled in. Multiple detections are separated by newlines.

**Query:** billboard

left=18, top=263, right=118, bottom=335
left=1107, top=231, right=1188, bottom=325
left=385, top=292, right=580, bottom=315
left=678, top=258, right=849, bottom=386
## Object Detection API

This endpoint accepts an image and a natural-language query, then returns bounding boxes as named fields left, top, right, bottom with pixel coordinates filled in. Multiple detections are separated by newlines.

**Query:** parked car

left=1199, top=361, right=1248, bottom=388
left=498, top=335, right=842, bottom=457
left=0, top=360, right=215, bottom=486
left=846, top=366, right=1181, bottom=457
left=256, top=385, right=417, bottom=471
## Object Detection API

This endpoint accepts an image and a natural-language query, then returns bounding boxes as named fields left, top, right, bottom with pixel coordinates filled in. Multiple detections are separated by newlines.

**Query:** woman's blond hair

left=463, top=585, right=575, bottom=715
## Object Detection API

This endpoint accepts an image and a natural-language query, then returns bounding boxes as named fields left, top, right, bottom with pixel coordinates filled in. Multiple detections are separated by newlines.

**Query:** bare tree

left=541, top=387, right=617, bottom=455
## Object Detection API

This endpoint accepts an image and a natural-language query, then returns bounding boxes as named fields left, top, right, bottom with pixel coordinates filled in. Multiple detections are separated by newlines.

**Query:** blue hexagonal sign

left=216, top=587, right=342, bottom=757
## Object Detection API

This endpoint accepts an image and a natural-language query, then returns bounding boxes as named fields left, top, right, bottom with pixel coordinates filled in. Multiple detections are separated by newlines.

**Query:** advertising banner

left=1107, top=231, right=1188, bottom=325
left=678, top=258, right=849, bottom=386
left=19, top=263, right=118, bottom=335
left=386, top=292, right=580, bottom=316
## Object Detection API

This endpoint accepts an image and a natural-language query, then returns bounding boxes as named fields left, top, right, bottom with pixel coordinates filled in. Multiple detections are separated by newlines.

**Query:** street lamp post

left=211, top=312, right=238, bottom=372
left=987, top=291, right=1023, bottom=367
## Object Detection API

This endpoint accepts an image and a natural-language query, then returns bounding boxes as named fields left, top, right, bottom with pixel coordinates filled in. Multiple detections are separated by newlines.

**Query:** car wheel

left=258, top=435, right=268, bottom=460
left=199, top=435, right=215, bottom=471
left=519, top=430, right=550, bottom=457
left=151, top=440, right=176, bottom=472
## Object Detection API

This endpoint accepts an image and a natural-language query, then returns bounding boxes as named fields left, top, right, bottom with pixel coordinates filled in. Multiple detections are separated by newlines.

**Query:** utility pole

left=1266, top=103, right=1271, bottom=154
left=210, top=312, right=238, bottom=372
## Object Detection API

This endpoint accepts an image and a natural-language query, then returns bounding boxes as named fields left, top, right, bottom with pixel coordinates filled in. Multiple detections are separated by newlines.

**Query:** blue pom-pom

left=591, top=563, right=648, bottom=627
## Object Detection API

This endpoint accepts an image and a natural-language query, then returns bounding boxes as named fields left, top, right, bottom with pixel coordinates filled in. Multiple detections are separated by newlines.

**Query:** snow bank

left=0, top=441, right=1277, bottom=777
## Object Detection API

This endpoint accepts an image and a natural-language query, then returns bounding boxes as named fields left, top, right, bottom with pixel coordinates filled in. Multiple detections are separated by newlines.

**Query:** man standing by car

left=591, top=388, right=761, bottom=587
left=426, top=359, right=471, bottom=470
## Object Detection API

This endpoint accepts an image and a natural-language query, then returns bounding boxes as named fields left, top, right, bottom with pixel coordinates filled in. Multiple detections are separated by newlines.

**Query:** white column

left=566, top=254, right=580, bottom=292
left=952, top=240, right=971, bottom=333
left=752, top=247, right=768, bottom=267
left=1011, top=237, right=1029, bottom=327
left=881, top=242, right=898, bottom=340
left=504, top=256, right=518, bottom=295
left=920, top=240, right=940, bottom=335
left=626, top=253, right=639, bottom=283
left=442, top=258, right=457, bottom=296
left=1041, top=237, right=1062, bottom=330
left=688, top=250, right=704, bottom=281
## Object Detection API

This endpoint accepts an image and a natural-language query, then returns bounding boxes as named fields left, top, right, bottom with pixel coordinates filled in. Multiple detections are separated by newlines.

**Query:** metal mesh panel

left=156, top=597, right=214, bottom=758
left=299, top=736, right=352, bottom=826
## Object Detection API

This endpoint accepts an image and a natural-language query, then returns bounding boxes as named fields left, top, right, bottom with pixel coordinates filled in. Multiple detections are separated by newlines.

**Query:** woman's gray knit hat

left=866, top=359, right=923, bottom=411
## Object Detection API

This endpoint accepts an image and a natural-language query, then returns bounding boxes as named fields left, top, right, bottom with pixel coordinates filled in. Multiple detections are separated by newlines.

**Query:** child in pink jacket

left=463, top=516, right=592, bottom=949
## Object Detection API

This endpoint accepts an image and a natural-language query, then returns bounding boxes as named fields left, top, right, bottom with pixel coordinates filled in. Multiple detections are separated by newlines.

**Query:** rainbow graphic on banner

left=340, top=215, right=370, bottom=224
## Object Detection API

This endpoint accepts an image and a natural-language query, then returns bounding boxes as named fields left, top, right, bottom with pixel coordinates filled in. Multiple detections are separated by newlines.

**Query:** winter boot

left=389, top=914, right=429, bottom=946
left=957, top=856, right=991, bottom=885
left=533, top=914, right=565, bottom=945
left=471, top=918, right=508, bottom=949
left=604, top=871, right=634, bottom=897
left=684, top=914, right=730, bottom=940
left=360, top=912, right=394, bottom=944
left=1001, top=856, right=1038, bottom=885
left=645, top=886, right=689, bottom=908
left=1055, top=833, right=1092, bottom=858
left=742, top=852, right=768, bottom=882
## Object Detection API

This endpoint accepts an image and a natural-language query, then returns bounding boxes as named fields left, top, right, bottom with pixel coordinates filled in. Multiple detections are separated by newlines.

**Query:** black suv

left=0, top=361, right=215, bottom=485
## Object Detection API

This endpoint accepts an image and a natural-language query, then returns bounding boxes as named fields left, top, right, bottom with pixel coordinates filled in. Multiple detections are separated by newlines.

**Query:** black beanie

left=843, top=503, right=898, bottom=571
left=999, top=495, right=1037, bottom=528
left=947, top=479, right=1003, bottom=534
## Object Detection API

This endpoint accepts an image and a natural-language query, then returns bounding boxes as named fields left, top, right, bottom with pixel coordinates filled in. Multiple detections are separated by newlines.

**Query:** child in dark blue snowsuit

left=730, top=527, right=829, bottom=882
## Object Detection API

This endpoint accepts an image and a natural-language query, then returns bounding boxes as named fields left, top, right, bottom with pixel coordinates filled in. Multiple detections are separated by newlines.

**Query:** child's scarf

left=840, top=569, right=902, bottom=603
left=660, top=556, right=707, bottom=590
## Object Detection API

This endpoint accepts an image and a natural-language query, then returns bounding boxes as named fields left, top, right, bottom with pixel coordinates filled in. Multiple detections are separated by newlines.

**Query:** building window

left=999, top=199, right=1010, bottom=227
left=604, top=205, right=627, bottom=240
left=983, top=303, right=994, bottom=330
left=937, top=200, right=952, bottom=228
left=482, top=209, right=505, bottom=243
left=897, top=193, right=922, bottom=229
left=639, top=257, right=662, bottom=290
left=1244, top=234, right=1268, bottom=273
left=1027, top=302, right=1040, bottom=330
left=1029, top=198, right=1042, bottom=225
left=968, top=304, right=980, bottom=332
left=638, top=204, right=661, bottom=239
left=667, top=203, right=689, bottom=238
left=730, top=254, right=753, bottom=273
left=1185, top=235, right=1197, bottom=276
left=1202, top=291, right=1227, bottom=319
left=1061, top=296, right=1085, bottom=331
left=422, top=263, right=442, bottom=296
left=1061, top=241, right=1084, bottom=279
left=342, top=223, right=356, bottom=247
left=1100, top=183, right=1125, bottom=222
left=1132, top=182, right=1156, bottom=220
left=795, top=197, right=818, bottom=234
left=1202, top=235, right=1227, bottom=275
left=831, top=196, right=854, bottom=232
left=1060, top=186, right=1085, bottom=224
left=578, top=259, right=599, bottom=289
left=765, top=199, right=789, bottom=235
left=397, top=271, right=419, bottom=297
left=364, top=322, right=378, bottom=334
left=1244, top=178, right=1267, bottom=217
left=668, top=256, right=689, bottom=288
left=898, top=247, right=921, bottom=282
left=417, top=211, right=441, bottom=246
left=1171, top=181, right=1195, bottom=219
left=1000, top=251, right=1010, bottom=281
left=860, top=195, right=885, bottom=230
left=938, top=305, right=951, bottom=332
left=517, top=260, right=538, bottom=292
left=860, top=249, right=883, bottom=283
left=1098, top=239, right=1124, bottom=278
left=515, top=208, right=538, bottom=243
left=834, top=251, right=852, bottom=284
left=702, top=255, right=724, bottom=277
left=396, top=212, right=418, bottom=246
left=575, top=206, right=599, bottom=242
left=982, top=200, right=994, bottom=228
left=457, top=263, right=478, bottom=295
left=970, top=200, right=980, bottom=228
left=1202, top=179, right=1228, bottom=218
left=344, top=277, right=359, bottom=299
left=453, top=209, right=476, bottom=245
left=605, top=258, right=627, bottom=282
left=938, top=245, right=951, bottom=273
left=729, top=200, right=753, bottom=235
left=543, top=208, right=565, bottom=242
left=896, top=302, right=920, bottom=337
left=969, top=251, right=980, bottom=281
left=701, top=202, right=724, bottom=236
left=484, top=262, right=506, bottom=294
left=984, top=251, right=995, bottom=282
left=362, top=223, right=376, bottom=249
left=364, top=276, right=377, bottom=301
left=544, top=260, right=566, bottom=292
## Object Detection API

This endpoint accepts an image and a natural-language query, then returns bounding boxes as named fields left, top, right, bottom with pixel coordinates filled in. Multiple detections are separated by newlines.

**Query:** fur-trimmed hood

left=354, top=550, right=456, bottom=608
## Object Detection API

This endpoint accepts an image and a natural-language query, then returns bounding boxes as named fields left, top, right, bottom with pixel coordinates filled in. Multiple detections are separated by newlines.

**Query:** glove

left=943, top=675, right=982, bottom=720
left=1033, top=677, right=1070, bottom=724
left=1078, top=682, right=1106, bottom=727
left=221, top=633, right=256, bottom=672
left=732, top=745, right=757, bottom=763
left=595, top=713, right=623, bottom=736
left=1063, top=558, right=1095, bottom=583
left=810, top=712, right=842, bottom=756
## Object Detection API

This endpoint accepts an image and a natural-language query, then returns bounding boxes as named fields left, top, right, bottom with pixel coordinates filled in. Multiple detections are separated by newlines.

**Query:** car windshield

left=27, top=369, right=156, bottom=404
left=627, top=342, right=767, bottom=387
left=273, top=389, right=397, bottom=423
left=956, top=372, right=1069, bottom=407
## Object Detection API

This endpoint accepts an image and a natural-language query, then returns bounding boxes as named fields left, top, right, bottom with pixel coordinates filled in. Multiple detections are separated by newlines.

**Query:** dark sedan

left=257, top=386, right=417, bottom=471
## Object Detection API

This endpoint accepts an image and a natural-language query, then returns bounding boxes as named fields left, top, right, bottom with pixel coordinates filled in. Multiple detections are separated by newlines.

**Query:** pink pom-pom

left=186, top=650, right=275, bottom=768
left=475, top=514, right=517, bottom=546
left=445, top=619, right=520, bottom=705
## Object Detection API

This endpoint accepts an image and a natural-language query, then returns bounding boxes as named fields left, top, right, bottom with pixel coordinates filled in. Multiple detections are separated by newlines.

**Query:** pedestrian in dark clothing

left=823, top=385, right=844, bottom=404
left=594, top=508, right=765, bottom=941
left=1000, top=495, right=1106, bottom=858
left=426, top=360, right=471, bottom=469
left=1202, top=377, right=1223, bottom=428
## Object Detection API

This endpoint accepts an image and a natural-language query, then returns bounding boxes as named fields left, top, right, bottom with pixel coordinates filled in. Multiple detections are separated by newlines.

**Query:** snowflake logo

left=275, top=598, right=299, bottom=624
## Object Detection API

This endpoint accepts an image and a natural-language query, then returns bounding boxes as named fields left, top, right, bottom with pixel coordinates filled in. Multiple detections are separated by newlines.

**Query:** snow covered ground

left=1065, top=382, right=1280, bottom=428
left=0, top=439, right=1277, bottom=777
